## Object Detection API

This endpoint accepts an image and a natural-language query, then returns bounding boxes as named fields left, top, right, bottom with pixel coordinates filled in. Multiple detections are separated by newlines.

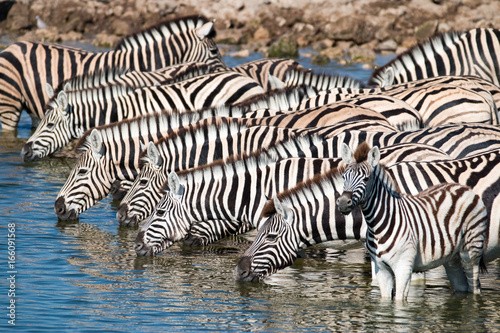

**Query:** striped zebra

left=368, top=28, right=500, bottom=87
left=284, top=66, right=365, bottom=90
left=21, top=70, right=264, bottom=161
left=134, top=142, right=452, bottom=256
left=0, top=15, right=226, bottom=131
left=233, top=147, right=500, bottom=283
left=118, top=117, right=399, bottom=226
left=337, top=142, right=488, bottom=299
left=295, top=76, right=499, bottom=127
left=116, top=118, right=306, bottom=226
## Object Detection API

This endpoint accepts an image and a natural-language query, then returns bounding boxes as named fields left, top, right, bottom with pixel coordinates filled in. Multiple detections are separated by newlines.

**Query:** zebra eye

left=46, top=122, right=55, bottom=130
left=156, top=209, right=166, bottom=217
left=266, top=233, right=278, bottom=241
left=77, top=168, right=89, bottom=176
left=139, top=178, right=148, bottom=186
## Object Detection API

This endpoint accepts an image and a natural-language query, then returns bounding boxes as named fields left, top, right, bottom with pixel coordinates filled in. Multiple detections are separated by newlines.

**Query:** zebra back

left=368, top=28, right=500, bottom=87
left=285, top=66, right=365, bottom=90
left=231, top=58, right=305, bottom=91
left=334, top=123, right=500, bottom=159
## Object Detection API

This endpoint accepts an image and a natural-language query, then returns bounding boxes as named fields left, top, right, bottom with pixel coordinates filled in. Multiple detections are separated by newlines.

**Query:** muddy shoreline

left=1, top=0, right=499, bottom=66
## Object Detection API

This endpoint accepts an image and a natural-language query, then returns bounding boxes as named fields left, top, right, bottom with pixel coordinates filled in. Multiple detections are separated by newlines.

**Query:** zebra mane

left=115, top=15, right=211, bottom=51
left=55, top=66, right=130, bottom=92
left=286, top=66, right=364, bottom=90
left=138, top=116, right=245, bottom=167
left=156, top=62, right=213, bottom=85
left=232, top=85, right=316, bottom=111
left=353, top=141, right=371, bottom=163
left=368, top=30, right=464, bottom=86
left=261, top=167, right=341, bottom=218
left=167, top=134, right=320, bottom=190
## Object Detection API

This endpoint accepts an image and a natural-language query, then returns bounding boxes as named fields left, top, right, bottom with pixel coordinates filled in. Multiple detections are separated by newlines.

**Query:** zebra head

left=54, top=129, right=112, bottom=220
left=117, top=142, right=165, bottom=226
left=186, top=19, right=226, bottom=70
left=134, top=171, right=191, bottom=256
left=22, top=90, right=80, bottom=161
left=337, top=142, right=380, bottom=215
left=234, top=196, right=299, bottom=282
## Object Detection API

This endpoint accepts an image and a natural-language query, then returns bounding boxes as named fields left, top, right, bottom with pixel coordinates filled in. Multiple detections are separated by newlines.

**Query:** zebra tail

left=480, top=257, right=488, bottom=274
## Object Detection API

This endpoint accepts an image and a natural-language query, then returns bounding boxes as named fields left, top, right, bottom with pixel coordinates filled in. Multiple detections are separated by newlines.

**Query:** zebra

left=21, top=70, right=264, bottom=161
left=134, top=142, right=453, bottom=256
left=368, top=28, right=500, bottom=87
left=0, top=15, right=226, bottom=131
left=336, top=142, right=488, bottom=299
left=233, top=147, right=500, bottom=284
left=116, top=118, right=306, bottom=226
left=295, top=77, right=499, bottom=127
left=117, top=117, right=400, bottom=226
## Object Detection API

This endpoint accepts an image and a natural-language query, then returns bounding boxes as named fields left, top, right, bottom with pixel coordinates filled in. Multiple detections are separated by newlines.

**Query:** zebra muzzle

left=234, top=256, right=260, bottom=282
left=134, top=231, right=154, bottom=256
left=54, top=196, right=78, bottom=220
left=21, top=141, right=40, bottom=162
left=336, top=192, right=353, bottom=215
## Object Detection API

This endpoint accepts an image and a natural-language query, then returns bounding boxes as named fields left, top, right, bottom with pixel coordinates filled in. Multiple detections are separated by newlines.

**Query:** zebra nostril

left=54, top=196, right=66, bottom=215
left=21, top=142, right=34, bottom=160
left=347, top=199, right=352, bottom=206
left=116, top=203, right=129, bottom=223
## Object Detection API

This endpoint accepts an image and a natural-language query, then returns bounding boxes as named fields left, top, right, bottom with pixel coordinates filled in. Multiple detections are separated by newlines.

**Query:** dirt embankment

left=1, top=0, right=499, bottom=65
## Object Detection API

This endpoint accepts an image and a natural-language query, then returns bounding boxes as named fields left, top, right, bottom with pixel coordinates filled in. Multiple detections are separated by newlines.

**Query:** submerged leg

left=374, top=260, right=394, bottom=298
left=443, top=257, right=469, bottom=293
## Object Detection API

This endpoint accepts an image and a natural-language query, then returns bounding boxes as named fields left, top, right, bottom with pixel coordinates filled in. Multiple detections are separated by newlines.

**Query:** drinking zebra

left=336, top=142, right=488, bottom=299
left=21, top=70, right=264, bottom=161
left=134, top=142, right=452, bottom=256
left=233, top=147, right=500, bottom=283
left=0, top=15, right=225, bottom=131
left=368, top=28, right=500, bottom=87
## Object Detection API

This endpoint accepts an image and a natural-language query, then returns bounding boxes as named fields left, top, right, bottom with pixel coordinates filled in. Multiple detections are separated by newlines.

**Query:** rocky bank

left=1, top=0, right=500, bottom=66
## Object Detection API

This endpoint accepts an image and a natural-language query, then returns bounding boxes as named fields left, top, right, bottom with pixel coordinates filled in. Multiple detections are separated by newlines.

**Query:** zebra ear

left=340, top=143, right=353, bottom=164
left=168, top=171, right=184, bottom=197
left=196, top=20, right=214, bottom=40
left=147, top=142, right=162, bottom=167
left=380, top=67, right=394, bottom=87
left=56, top=91, right=69, bottom=112
left=63, top=82, right=72, bottom=92
left=268, top=74, right=285, bottom=89
left=367, top=146, right=380, bottom=168
left=46, top=83, right=54, bottom=99
left=273, top=195, right=292, bottom=223
left=89, top=129, right=104, bottom=157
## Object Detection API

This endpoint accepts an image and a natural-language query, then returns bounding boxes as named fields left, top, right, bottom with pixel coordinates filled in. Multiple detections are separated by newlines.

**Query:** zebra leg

left=373, top=259, right=394, bottom=298
left=393, top=256, right=416, bottom=301
left=460, top=252, right=482, bottom=294
left=443, top=256, right=469, bottom=293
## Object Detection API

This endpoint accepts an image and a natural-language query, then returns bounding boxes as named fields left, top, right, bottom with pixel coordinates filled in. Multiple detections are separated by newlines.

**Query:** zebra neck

left=361, top=164, right=402, bottom=230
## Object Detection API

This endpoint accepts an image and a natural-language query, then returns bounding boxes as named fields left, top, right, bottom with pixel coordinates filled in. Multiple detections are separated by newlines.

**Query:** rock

left=266, top=36, right=299, bottom=58
left=415, top=20, right=439, bottom=42
left=310, top=53, right=330, bottom=66
left=93, top=32, right=121, bottom=49
left=376, top=39, right=398, bottom=53
left=347, top=46, right=376, bottom=64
